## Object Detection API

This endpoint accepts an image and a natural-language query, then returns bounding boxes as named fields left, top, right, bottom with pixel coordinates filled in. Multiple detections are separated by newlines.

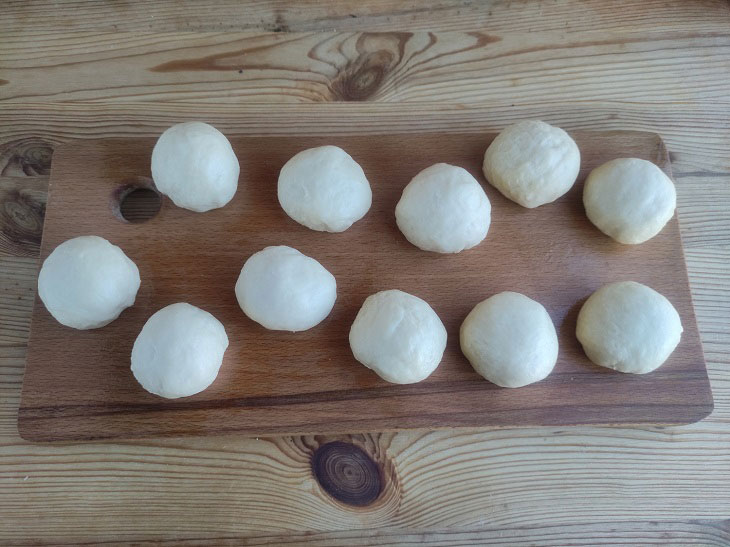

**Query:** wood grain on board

left=18, top=130, right=711, bottom=441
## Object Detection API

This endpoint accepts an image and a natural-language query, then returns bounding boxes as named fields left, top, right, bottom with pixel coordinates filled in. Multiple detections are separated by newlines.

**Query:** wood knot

left=328, top=33, right=411, bottom=102
left=0, top=138, right=53, bottom=176
left=1, top=187, right=46, bottom=256
left=329, top=51, right=392, bottom=102
left=312, top=441, right=382, bottom=506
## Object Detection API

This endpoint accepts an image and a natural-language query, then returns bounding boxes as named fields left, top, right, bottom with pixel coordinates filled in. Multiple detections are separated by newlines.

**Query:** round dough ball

left=131, top=303, right=229, bottom=399
left=278, top=145, right=372, bottom=232
left=349, top=290, right=447, bottom=384
left=483, top=120, right=580, bottom=208
left=38, top=235, right=140, bottom=330
left=151, top=121, right=239, bottom=212
left=395, top=163, right=491, bottom=253
left=460, top=292, right=558, bottom=388
left=583, top=158, right=676, bottom=244
left=576, top=281, right=682, bottom=374
left=235, top=245, right=337, bottom=332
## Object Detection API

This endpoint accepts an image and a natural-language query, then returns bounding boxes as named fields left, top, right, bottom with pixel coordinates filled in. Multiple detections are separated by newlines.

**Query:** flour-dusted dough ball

left=151, top=121, right=239, bottom=212
left=131, top=303, right=229, bottom=399
left=395, top=163, right=492, bottom=253
left=38, top=235, right=140, bottom=330
left=235, top=245, right=337, bottom=332
left=577, top=281, right=683, bottom=374
left=583, top=158, right=676, bottom=244
left=349, top=290, right=447, bottom=384
left=460, top=292, right=558, bottom=388
left=278, top=146, right=372, bottom=232
left=483, top=120, right=581, bottom=208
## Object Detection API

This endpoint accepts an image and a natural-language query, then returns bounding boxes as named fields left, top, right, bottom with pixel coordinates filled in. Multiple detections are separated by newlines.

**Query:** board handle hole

left=112, top=178, right=162, bottom=223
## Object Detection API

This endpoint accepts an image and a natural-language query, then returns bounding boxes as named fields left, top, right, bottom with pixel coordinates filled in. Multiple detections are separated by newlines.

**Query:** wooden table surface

left=1, top=1, right=729, bottom=544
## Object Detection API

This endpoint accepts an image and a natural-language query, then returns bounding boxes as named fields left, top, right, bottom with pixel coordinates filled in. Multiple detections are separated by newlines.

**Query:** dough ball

left=38, top=235, right=140, bottom=330
left=576, top=281, right=683, bottom=374
left=131, top=303, right=229, bottom=399
left=151, top=121, right=239, bottom=212
left=235, top=245, right=337, bottom=332
left=349, top=290, right=447, bottom=384
left=395, top=163, right=491, bottom=253
left=583, top=158, right=676, bottom=244
left=460, top=292, right=558, bottom=388
left=483, top=120, right=580, bottom=208
left=278, top=145, right=372, bottom=232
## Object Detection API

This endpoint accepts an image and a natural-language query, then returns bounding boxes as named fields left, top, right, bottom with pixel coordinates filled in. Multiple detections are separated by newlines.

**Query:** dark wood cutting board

left=18, top=130, right=713, bottom=441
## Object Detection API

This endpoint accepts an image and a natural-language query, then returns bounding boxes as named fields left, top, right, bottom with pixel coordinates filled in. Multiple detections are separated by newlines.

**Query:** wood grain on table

left=1, top=1, right=729, bottom=544
left=19, top=131, right=712, bottom=441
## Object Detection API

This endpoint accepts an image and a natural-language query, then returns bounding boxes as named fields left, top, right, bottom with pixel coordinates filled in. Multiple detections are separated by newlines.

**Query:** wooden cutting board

left=18, top=130, right=713, bottom=441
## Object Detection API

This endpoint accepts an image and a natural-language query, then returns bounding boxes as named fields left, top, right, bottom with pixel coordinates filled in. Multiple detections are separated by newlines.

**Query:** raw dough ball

left=576, top=281, right=683, bottom=374
left=235, top=245, right=337, bottom=331
left=395, top=163, right=492, bottom=253
left=483, top=120, right=580, bottom=208
left=460, top=292, right=558, bottom=388
left=38, top=235, right=140, bottom=330
left=349, top=289, right=447, bottom=384
left=151, top=121, right=239, bottom=212
left=583, top=158, right=676, bottom=244
left=278, top=145, right=372, bottom=232
left=131, top=303, right=229, bottom=399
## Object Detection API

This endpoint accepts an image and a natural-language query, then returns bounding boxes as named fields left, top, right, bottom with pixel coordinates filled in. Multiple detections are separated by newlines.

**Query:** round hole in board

left=111, top=178, right=162, bottom=223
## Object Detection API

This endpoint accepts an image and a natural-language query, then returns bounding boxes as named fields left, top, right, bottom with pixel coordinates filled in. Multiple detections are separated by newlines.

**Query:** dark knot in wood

left=312, top=441, right=382, bottom=506
left=0, top=138, right=53, bottom=176
left=1, top=188, right=45, bottom=255
left=329, top=50, right=392, bottom=102
left=328, top=33, right=412, bottom=102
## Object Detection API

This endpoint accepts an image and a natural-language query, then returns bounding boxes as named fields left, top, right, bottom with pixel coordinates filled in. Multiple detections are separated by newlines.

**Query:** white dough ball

left=131, top=303, right=229, bottom=399
left=38, top=235, right=140, bottom=330
left=349, top=289, right=447, bottom=384
left=278, top=145, right=372, bottom=232
left=460, top=292, right=558, bottom=388
left=576, top=281, right=683, bottom=374
left=483, top=120, right=580, bottom=208
left=395, top=163, right=491, bottom=253
left=584, top=158, right=676, bottom=244
left=235, top=245, right=337, bottom=332
left=151, top=121, right=239, bottom=212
